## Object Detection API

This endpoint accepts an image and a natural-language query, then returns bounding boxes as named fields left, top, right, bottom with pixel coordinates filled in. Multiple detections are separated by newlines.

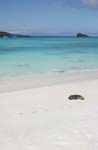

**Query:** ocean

left=0, top=36, right=98, bottom=80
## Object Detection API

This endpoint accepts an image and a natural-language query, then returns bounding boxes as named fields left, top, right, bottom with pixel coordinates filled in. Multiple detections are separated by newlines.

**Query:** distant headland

left=0, top=31, right=32, bottom=38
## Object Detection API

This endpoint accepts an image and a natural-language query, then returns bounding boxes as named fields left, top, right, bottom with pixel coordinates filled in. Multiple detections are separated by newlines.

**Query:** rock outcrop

left=76, top=33, right=88, bottom=37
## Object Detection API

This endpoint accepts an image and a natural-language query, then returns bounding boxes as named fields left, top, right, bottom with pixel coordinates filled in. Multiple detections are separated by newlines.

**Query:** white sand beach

left=0, top=71, right=98, bottom=150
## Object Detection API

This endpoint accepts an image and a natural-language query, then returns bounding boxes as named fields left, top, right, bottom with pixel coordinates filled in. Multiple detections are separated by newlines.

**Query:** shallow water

left=0, top=36, right=98, bottom=79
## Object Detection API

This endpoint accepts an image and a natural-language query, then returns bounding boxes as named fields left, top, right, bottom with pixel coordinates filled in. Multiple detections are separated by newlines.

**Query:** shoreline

left=0, top=69, right=98, bottom=93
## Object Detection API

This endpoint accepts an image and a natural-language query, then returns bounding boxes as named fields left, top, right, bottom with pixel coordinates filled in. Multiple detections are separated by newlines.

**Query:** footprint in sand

left=32, top=105, right=48, bottom=114
left=25, top=145, right=37, bottom=150
left=18, top=112, right=23, bottom=115
left=54, top=136, right=71, bottom=147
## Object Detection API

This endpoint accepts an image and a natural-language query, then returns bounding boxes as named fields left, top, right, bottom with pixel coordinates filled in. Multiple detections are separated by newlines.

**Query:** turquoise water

left=0, top=36, right=98, bottom=79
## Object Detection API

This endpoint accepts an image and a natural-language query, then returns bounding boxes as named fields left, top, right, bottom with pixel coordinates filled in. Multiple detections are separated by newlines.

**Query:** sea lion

left=68, top=95, right=84, bottom=100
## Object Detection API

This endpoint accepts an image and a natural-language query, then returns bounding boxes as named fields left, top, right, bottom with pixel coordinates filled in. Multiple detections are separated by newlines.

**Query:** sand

left=0, top=71, right=98, bottom=150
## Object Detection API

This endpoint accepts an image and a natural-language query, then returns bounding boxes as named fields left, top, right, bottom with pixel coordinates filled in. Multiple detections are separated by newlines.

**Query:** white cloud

left=82, top=0, right=98, bottom=6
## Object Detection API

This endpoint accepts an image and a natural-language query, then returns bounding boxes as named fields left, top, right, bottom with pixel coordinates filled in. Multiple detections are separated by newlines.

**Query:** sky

left=0, top=0, right=98, bottom=35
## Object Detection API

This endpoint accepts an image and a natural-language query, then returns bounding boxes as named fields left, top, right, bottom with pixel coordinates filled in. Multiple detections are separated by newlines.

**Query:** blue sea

left=0, top=36, right=98, bottom=79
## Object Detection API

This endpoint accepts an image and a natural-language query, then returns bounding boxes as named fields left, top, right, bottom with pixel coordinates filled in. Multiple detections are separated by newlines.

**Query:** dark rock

left=76, top=33, right=88, bottom=37
left=68, top=95, right=84, bottom=100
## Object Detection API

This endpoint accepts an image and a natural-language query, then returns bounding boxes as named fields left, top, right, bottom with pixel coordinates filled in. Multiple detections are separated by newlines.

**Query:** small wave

left=52, top=69, right=65, bottom=73
left=16, top=64, right=31, bottom=68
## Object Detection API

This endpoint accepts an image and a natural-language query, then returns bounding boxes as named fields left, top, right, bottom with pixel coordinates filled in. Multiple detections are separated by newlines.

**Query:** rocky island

left=76, top=33, right=88, bottom=37
left=0, top=31, right=32, bottom=38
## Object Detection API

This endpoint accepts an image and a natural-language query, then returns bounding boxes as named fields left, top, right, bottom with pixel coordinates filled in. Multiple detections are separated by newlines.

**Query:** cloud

left=52, top=0, right=98, bottom=8
left=33, top=0, right=98, bottom=8
left=82, top=0, right=98, bottom=6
